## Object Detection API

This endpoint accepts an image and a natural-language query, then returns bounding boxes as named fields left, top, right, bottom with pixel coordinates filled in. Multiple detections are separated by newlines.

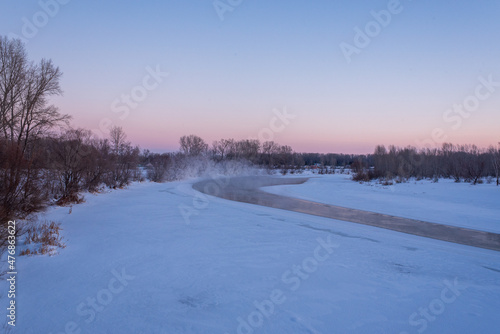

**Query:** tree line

left=142, top=135, right=304, bottom=182
left=352, top=143, right=500, bottom=185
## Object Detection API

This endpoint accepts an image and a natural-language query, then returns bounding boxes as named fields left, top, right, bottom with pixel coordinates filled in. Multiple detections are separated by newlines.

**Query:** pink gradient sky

left=5, top=0, right=499, bottom=154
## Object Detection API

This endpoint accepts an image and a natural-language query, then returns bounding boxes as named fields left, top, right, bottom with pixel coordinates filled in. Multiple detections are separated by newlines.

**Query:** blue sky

left=1, top=0, right=499, bottom=153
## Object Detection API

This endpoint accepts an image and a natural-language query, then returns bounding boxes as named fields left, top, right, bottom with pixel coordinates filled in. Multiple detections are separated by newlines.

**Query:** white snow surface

left=1, top=175, right=499, bottom=333
left=265, top=173, right=500, bottom=234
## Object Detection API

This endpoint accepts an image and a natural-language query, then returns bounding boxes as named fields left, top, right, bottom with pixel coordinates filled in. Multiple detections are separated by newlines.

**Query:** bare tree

left=146, top=153, right=170, bottom=182
left=373, top=145, right=387, bottom=178
left=460, top=145, right=486, bottom=185
left=0, top=36, right=69, bottom=223
left=276, top=145, right=293, bottom=174
left=262, top=141, right=279, bottom=167
left=489, top=143, right=500, bottom=186
left=212, top=138, right=233, bottom=162
left=51, top=128, right=93, bottom=203
left=109, top=126, right=128, bottom=155
left=234, top=139, right=260, bottom=163
left=0, top=36, right=69, bottom=152
left=179, top=135, right=208, bottom=156
left=101, top=126, right=138, bottom=187
left=0, top=38, right=26, bottom=140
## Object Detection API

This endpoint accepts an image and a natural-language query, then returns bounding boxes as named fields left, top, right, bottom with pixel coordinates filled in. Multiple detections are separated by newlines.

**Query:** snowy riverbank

left=1, top=176, right=499, bottom=333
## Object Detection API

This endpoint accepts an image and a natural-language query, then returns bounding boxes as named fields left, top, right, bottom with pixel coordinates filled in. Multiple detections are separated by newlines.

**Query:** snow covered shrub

left=55, top=193, right=84, bottom=206
left=395, top=176, right=406, bottom=184
left=352, top=171, right=370, bottom=182
left=147, top=154, right=170, bottom=182
left=133, top=168, right=146, bottom=182
left=20, top=221, right=66, bottom=256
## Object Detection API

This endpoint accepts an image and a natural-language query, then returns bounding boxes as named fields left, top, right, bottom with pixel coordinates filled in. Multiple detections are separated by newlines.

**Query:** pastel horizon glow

left=2, top=0, right=499, bottom=154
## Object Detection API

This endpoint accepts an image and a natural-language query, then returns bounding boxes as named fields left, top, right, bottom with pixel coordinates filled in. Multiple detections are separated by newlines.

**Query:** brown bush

left=20, top=220, right=66, bottom=256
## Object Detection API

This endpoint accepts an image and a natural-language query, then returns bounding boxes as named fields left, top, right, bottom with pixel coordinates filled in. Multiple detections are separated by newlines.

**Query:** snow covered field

left=265, top=173, right=500, bottom=234
left=1, top=176, right=500, bottom=333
